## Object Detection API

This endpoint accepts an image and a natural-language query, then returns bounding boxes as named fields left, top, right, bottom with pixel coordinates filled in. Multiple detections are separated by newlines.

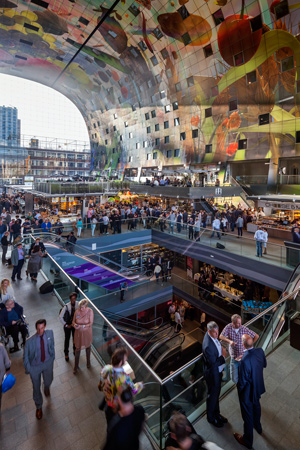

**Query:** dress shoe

left=233, top=433, right=252, bottom=449
left=207, top=418, right=224, bottom=428
left=36, top=408, right=43, bottom=420
left=217, top=414, right=228, bottom=423
left=11, top=278, right=15, bottom=282
left=17, top=277, right=23, bottom=280
left=254, top=426, right=263, bottom=435
left=44, top=387, right=50, bottom=397
left=65, top=355, right=69, bottom=362
left=10, top=345, right=20, bottom=353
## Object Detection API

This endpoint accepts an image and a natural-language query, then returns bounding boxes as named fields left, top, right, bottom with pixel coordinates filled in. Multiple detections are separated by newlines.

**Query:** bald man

left=234, top=335, right=267, bottom=449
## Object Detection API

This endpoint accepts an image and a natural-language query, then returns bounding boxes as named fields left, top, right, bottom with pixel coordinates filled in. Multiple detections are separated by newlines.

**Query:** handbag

left=2, top=373, right=16, bottom=393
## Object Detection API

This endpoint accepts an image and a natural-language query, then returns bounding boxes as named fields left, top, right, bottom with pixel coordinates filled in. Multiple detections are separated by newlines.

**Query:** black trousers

left=12, top=259, right=24, bottom=280
left=2, top=245, right=7, bottom=262
left=63, top=326, right=75, bottom=356
left=239, top=395, right=262, bottom=448
left=205, top=371, right=222, bottom=422
left=6, top=323, right=27, bottom=346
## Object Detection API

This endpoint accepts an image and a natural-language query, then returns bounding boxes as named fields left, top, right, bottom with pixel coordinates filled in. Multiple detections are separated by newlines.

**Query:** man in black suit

left=202, top=321, right=228, bottom=427
left=234, top=335, right=267, bottom=449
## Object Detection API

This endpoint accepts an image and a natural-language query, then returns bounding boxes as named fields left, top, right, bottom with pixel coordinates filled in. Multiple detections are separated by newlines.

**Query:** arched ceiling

left=1, top=0, right=300, bottom=174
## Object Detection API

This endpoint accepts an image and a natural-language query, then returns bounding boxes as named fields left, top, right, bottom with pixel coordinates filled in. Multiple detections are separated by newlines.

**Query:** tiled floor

left=194, top=339, right=300, bottom=450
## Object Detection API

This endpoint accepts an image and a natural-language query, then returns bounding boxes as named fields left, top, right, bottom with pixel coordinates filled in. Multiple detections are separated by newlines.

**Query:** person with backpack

left=98, top=347, right=144, bottom=427
left=59, top=292, right=79, bottom=362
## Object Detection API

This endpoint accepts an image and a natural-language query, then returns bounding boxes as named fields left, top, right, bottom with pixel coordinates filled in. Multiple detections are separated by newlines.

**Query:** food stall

left=247, top=218, right=292, bottom=239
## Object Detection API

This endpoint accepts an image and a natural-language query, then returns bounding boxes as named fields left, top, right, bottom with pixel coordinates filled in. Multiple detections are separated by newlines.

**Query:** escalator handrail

left=151, top=333, right=185, bottom=371
left=102, top=309, right=163, bottom=330
left=139, top=325, right=175, bottom=359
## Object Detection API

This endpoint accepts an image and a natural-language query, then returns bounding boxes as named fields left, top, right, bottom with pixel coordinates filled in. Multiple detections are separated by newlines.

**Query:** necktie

left=40, top=336, right=45, bottom=363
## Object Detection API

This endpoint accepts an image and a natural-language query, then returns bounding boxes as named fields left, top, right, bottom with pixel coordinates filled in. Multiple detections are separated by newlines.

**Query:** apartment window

left=175, top=82, right=181, bottom=92
left=152, top=27, right=163, bottom=39
left=250, top=14, right=263, bottom=32
left=155, top=124, right=160, bottom=132
left=106, top=128, right=109, bottom=134
left=234, top=52, right=244, bottom=66
left=205, top=107, right=212, bottom=118
left=174, top=149, right=180, bottom=157
left=128, top=3, right=140, bottom=16
left=147, top=153, right=151, bottom=160
left=112, top=148, right=116, bottom=153
left=132, top=104, right=136, bottom=111
left=247, top=71, right=257, bottom=84
left=296, top=131, right=300, bottom=143
left=281, top=55, right=294, bottom=72
left=136, top=143, right=140, bottom=149
left=180, top=132, right=186, bottom=141
left=120, top=135, right=123, bottom=141
left=165, top=105, right=171, bottom=113
left=192, top=129, right=198, bottom=138
left=155, top=138, right=160, bottom=145
left=187, top=76, right=194, bottom=87
left=173, top=101, right=179, bottom=110
left=182, top=32, right=192, bottom=46
left=105, top=140, right=108, bottom=145
left=138, top=40, right=147, bottom=51
left=238, top=139, right=247, bottom=149
left=165, top=136, right=170, bottom=144
left=151, top=55, right=158, bottom=66
left=147, top=126, right=151, bottom=133
left=164, top=121, right=169, bottom=129
left=145, top=112, right=150, bottom=120
left=155, top=74, right=161, bottom=84
left=160, top=90, right=166, bottom=99
left=212, top=9, right=224, bottom=26
left=229, top=99, right=238, bottom=111
left=174, top=118, right=180, bottom=126
left=124, top=121, right=128, bottom=127
left=205, top=144, right=212, bottom=153
left=151, top=110, right=156, bottom=118
left=167, top=150, right=172, bottom=158
left=274, top=0, right=289, bottom=20
left=129, top=156, right=133, bottom=162
left=204, top=44, right=213, bottom=58
left=259, top=113, right=270, bottom=125
left=143, top=141, right=148, bottom=148
left=153, top=152, right=158, bottom=159
left=113, top=113, right=118, bottom=119
left=113, top=125, right=117, bottom=131
left=129, top=132, right=133, bottom=138
left=161, top=48, right=169, bottom=59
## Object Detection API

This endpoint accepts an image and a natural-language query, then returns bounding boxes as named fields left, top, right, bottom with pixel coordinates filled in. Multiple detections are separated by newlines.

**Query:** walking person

left=194, top=216, right=201, bottom=241
left=103, top=387, right=145, bottom=450
left=202, top=321, right=228, bottom=427
left=154, top=263, right=162, bottom=283
left=66, top=231, right=77, bottom=254
left=166, top=259, right=173, bottom=279
left=23, top=319, right=55, bottom=420
left=200, top=311, right=206, bottom=331
left=219, top=314, right=259, bottom=384
left=99, top=347, right=144, bottom=427
left=76, top=217, right=83, bottom=238
left=0, top=343, right=10, bottom=411
left=254, top=226, right=265, bottom=257
left=188, top=217, right=194, bottom=240
left=210, top=218, right=221, bottom=239
left=174, top=307, right=182, bottom=333
left=27, top=245, right=43, bottom=281
left=91, top=215, right=98, bottom=237
left=234, top=335, right=267, bottom=449
left=1, top=231, right=9, bottom=263
left=120, top=281, right=128, bottom=303
left=262, top=227, right=268, bottom=254
left=72, top=299, right=94, bottom=374
left=59, top=292, right=79, bottom=362
left=11, top=243, right=24, bottom=282
left=236, top=216, right=244, bottom=238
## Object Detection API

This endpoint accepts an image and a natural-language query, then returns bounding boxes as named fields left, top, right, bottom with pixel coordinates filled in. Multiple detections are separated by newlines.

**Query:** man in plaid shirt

left=220, top=314, right=259, bottom=383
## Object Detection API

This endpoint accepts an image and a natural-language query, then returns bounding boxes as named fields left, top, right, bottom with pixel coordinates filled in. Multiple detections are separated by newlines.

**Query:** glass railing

left=41, top=249, right=300, bottom=448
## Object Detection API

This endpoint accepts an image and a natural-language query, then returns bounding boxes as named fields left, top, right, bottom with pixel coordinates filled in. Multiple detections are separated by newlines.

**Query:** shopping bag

left=2, top=373, right=16, bottom=393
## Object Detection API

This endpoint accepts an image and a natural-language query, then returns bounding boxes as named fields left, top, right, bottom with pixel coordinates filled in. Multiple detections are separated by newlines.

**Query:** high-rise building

left=0, top=105, right=19, bottom=146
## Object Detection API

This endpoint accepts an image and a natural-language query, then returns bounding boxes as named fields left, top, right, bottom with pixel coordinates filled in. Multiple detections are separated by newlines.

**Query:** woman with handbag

left=26, top=245, right=43, bottom=281
left=72, top=299, right=94, bottom=374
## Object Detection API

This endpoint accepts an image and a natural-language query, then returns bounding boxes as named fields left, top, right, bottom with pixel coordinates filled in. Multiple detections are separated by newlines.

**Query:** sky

left=0, top=74, right=90, bottom=143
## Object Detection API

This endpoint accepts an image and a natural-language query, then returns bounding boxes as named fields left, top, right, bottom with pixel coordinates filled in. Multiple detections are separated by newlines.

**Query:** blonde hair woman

left=72, top=299, right=94, bottom=374
left=0, top=278, right=15, bottom=303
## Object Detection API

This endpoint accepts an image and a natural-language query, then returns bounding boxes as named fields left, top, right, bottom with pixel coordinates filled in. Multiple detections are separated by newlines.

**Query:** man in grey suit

left=23, top=319, right=55, bottom=420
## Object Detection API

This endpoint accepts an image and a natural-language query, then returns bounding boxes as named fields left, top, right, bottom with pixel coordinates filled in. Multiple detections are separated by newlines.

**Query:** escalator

left=199, top=199, right=214, bottom=214
left=145, top=333, right=185, bottom=378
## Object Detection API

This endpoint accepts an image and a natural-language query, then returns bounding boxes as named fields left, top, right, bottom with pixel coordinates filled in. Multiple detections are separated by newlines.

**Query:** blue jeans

left=256, top=240, right=263, bottom=257
left=211, top=228, right=221, bottom=239
left=169, top=223, right=174, bottom=234
left=230, top=358, right=240, bottom=384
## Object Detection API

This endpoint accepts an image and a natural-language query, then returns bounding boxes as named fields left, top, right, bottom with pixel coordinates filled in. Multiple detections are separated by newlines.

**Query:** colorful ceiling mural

left=0, top=0, right=300, bottom=174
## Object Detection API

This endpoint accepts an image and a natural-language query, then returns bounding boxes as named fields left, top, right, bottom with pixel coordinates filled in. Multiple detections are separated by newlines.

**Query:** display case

left=247, top=217, right=292, bottom=239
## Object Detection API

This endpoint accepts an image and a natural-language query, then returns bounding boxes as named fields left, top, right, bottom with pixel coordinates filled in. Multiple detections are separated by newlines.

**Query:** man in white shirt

left=210, top=218, right=221, bottom=239
left=254, top=226, right=265, bottom=257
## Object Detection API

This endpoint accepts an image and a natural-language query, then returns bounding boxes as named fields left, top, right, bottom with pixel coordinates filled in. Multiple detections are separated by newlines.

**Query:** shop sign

left=61, top=197, right=67, bottom=202
left=215, top=187, right=222, bottom=196
left=68, top=197, right=74, bottom=202
left=259, top=201, right=300, bottom=210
